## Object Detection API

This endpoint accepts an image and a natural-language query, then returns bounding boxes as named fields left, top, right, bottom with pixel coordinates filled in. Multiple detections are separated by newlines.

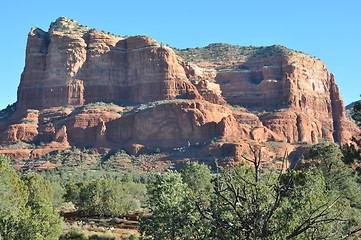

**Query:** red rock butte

left=0, top=17, right=358, bottom=164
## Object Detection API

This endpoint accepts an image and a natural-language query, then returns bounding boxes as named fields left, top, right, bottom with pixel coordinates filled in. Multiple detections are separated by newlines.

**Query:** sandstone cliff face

left=17, top=17, right=203, bottom=111
left=176, top=44, right=358, bottom=145
left=106, top=100, right=233, bottom=148
left=0, top=18, right=358, bottom=165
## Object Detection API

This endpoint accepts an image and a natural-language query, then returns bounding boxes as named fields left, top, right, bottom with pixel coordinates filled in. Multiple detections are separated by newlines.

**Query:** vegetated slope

left=174, top=43, right=301, bottom=64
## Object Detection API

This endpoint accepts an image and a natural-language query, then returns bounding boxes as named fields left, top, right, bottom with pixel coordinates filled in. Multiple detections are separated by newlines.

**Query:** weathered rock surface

left=17, top=17, right=205, bottom=111
left=176, top=43, right=359, bottom=146
left=0, top=17, right=358, bottom=166
left=106, top=100, right=234, bottom=149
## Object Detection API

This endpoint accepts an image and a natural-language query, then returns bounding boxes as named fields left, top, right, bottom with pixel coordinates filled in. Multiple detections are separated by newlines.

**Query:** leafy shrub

left=65, top=179, right=130, bottom=216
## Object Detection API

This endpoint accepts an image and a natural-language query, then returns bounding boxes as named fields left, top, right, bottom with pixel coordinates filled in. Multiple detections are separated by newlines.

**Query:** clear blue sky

left=1, top=0, right=360, bottom=109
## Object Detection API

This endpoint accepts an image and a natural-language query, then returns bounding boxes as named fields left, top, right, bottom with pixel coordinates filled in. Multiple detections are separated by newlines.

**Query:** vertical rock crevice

left=329, top=73, right=347, bottom=144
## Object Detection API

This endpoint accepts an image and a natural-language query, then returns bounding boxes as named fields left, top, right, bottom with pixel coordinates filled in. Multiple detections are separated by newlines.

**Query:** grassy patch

left=0, top=140, right=36, bottom=149
left=20, top=120, right=37, bottom=125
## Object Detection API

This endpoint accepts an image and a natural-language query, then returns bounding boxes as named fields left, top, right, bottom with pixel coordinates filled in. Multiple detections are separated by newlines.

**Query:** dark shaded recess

left=250, top=71, right=264, bottom=85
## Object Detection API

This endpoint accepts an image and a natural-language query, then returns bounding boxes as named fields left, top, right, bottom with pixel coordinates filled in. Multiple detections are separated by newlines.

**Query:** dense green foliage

left=140, top=172, right=194, bottom=239
left=22, top=173, right=55, bottom=207
left=140, top=163, right=216, bottom=240
left=65, top=179, right=127, bottom=216
left=0, top=155, right=62, bottom=240
left=141, top=145, right=361, bottom=239
left=342, top=100, right=361, bottom=174
left=2, top=126, right=361, bottom=239
left=351, top=101, right=361, bottom=128
left=64, top=178, right=147, bottom=217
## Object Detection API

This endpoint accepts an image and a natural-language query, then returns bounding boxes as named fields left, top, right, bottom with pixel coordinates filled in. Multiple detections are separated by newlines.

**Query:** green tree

left=140, top=147, right=361, bottom=239
left=342, top=100, right=361, bottom=174
left=0, top=155, right=62, bottom=240
left=50, top=181, right=66, bottom=208
left=308, top=143, right=361, bottom=204
left=140, top=172, right=205, bottom=240
left=21, top=173, right=54, bottom=206
left=180, top=162, right=214, bottom=239
left=200, top=154, right=359, bottom=239
left=351, top=101, right=361, bottom=128
left=68, top=179, right=130, bottom=216
left=123, top=181, right=148, bottom=211
left=20, top=202, right=63, bottom=240
left=0, top=155, right=29, bottom=239
left=64, top=181, right=87, bottom=206
left=180, top=161, right=213, bottom=194
left=305, top=143, right=361, bottom=237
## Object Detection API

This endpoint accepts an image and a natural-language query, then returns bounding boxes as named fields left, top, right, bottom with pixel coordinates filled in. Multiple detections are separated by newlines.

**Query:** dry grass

left=61, top=210, right=140, bottom=240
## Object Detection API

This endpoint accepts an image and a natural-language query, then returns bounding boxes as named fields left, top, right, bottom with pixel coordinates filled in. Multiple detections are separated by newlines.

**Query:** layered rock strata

left=17, top=17, right=207, bottom=111
left=0, top=17, right=358, bottom=164
left=176, top=44, right=359, bottom=145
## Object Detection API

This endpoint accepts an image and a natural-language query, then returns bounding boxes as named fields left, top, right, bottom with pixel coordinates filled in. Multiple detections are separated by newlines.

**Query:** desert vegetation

left=0, top=103, right=360, bottom=239
left=140, top=144, right=361, bottom=239
left=174, top=43, right=302, bottom=64
left=49, top=17, right=90, bottom=35
left=0, top=156, right=62, bottom=239
left=1, top=138, right=360, bottom=239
